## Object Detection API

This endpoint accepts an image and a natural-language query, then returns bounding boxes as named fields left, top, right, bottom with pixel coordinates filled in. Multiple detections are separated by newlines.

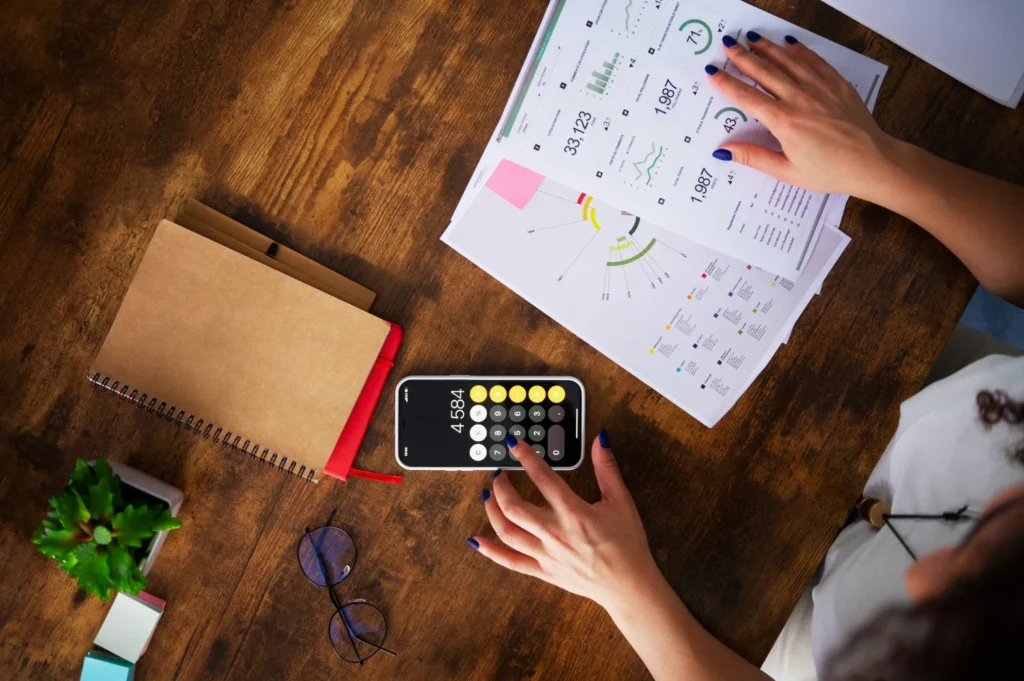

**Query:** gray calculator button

left=528, top=424, right=546, bottom=442
left=470, top=405, right=487, bottom=422
left=489, top=405, right=507, bottom=422
left=547, top=405, right=565, bottom=423
left=489, top=424, right=507, bottom=442
left=489, top=444, right=507, bottom=461
left=508, top=424, right=527, bottom=440
left=469, top=444, right=488, bottom=461
left=528, top=405, right=546, bottom=422
left=532, top=444, right=546, bottom=458
left=547, top=425, right=565, bottom=461
left=508, top=405, right=527, bottom=422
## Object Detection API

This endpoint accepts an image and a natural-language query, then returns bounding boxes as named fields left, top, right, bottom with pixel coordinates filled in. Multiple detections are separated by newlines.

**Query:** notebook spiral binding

left=90, top=373, right=315, bottom=483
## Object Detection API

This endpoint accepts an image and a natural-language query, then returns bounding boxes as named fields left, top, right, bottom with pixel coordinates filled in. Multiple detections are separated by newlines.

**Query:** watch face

left=396, top=377, right=584, bottom=469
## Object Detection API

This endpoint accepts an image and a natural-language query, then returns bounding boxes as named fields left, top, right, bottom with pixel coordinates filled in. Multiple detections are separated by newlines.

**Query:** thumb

left=717, top=143, right=791, bottom=180
left=591, top=429, right=628, bottom=502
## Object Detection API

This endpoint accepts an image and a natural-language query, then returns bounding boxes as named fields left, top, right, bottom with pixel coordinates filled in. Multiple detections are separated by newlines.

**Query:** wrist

left=599, top=556, right=677, bottom=623
left=855, top=135, right=920, bottom=208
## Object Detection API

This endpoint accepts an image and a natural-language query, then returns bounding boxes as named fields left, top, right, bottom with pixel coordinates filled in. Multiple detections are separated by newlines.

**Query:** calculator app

left=396, top=377, right=585, bottom=469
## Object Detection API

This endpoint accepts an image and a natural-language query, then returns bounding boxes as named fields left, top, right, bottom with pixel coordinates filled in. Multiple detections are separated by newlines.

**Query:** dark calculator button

left=547, top=405, right=565, bottom=423
left=508, top=424, right=527, bottom=440
left=528, top=424, right=546, bottom=442
left=489, top=405, right=507, bottom=422
left=547, top=425, right=565, bottom=461
left=531, top=444, right=546, bottom=458
left=508, top=405, right=527, bottom=422
left=528, top=405, right=546, bottom=422
left=489, top=444, right=507, bottom=461
left=489, top=424, right=507, bottom=442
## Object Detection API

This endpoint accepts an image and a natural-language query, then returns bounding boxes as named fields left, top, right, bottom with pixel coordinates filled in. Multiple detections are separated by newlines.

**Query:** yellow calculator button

left=547, top=385, right=565, bottom=404
left=470, top=385, right=488, bottom=403
left=528, top=385, right=546, bottom=403
left=509, top=385, right=526, bottom=403
left=489, top=385, right=507, bottom=403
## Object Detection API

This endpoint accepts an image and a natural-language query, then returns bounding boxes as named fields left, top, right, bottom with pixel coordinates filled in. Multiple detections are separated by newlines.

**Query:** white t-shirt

left=809, top=354, right=1024, bottom=673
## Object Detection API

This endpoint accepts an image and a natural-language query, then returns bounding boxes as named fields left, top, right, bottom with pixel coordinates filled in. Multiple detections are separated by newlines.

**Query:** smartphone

left=395, top=376, right=586, bottom=471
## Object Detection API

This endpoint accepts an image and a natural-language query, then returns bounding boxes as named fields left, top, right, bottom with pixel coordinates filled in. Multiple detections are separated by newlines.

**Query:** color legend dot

left=686, top=295, right=693, bottom=300
left=738, top=330, right=743, bottom=335
left=728, top=292, right=734, bottom=297
left=529, top=385, right=546, bottom=403
left=770, top=281, right=776, bottom=287
left=752, top=309, right=757, bottom=313
left=717, top=360, right=723, bottom=365
left=701, top=273, right=707, bottom=279
left=509, top=385, right=526, bottom=403
left=489, top=385, right=507, bottom=402
left=649, top=348, right=655, bottom=354
left=665, top=324, right=671, bottom=330
left=675, top=367, right=681, bottom=372
left=470, top=385, right=488, bottom=403
left=547, top=385, right=565, bottom=403
left=692, top=343, right=698, bottom=348
left=700, top=384, right=706, bottom=389
left=713, top=313, right=719, bottom=318
left=746, top=265, right=752, bottom=270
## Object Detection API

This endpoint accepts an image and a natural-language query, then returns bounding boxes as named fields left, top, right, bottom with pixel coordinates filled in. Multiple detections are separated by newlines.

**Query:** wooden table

left=1, top=1, right=1021, bottom=678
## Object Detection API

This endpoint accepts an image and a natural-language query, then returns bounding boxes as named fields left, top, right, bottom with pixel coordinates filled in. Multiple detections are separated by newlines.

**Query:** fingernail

left=598, top=428, right=610, bottom=449
left=491, top=469, right=502, bottom=479
left=466, top=537, right=479, bottom=550
left=722, top=35, right=737, bottom=48
left=785, top=35, right=798, bottom=45
left=712, top=149, right=733, bottom=161
left=505, top=434, right=518, bottom=448
left=703, top=64, right=719, bottom=76
left=481, top=489, right=491, bottom=503
left=746, top=30, right=762, bottom=43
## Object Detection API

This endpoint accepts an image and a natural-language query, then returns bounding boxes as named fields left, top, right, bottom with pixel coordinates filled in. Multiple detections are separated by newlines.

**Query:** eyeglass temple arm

left=307, top=528, right=364, bottom=664
left=337, top=606, right=397, bottom=657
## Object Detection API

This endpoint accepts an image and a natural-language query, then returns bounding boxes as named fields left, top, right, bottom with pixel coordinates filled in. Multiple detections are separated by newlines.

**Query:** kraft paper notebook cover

left=90, top=219, right=401, bottom=483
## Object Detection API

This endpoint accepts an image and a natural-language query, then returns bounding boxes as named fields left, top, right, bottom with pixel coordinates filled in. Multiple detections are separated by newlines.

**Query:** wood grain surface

left=1, top=1, right=1021, bottom=679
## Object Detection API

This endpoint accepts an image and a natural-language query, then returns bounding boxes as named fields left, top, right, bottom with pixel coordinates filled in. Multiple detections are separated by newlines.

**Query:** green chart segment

left=608, top=238, right=656, bottom=266
left=587, top=53, right=620, bottom=94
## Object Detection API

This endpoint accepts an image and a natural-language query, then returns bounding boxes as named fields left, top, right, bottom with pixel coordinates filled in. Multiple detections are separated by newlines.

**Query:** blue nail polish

left=746, top=30, right=762, bottom=43
left=466, top=537, right=480, bottom=550
left=704, top=64, right=719, bottom=76
left=482, top=489, right=491, bottom=503
left=491, top=469, right=502, bottom=479
left=785, top=35, right=798, bottom=45
left=722, top=35, right=737, bottom=48
left=712, top=149, right=733, bottom=161
left=598, top=428, right=610, bottom=449
left=505, top=434, right=518, bottom=448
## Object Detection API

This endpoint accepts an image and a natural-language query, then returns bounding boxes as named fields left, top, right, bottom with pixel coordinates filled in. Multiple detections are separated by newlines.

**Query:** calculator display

left=395, top=377, right=585, bottom=470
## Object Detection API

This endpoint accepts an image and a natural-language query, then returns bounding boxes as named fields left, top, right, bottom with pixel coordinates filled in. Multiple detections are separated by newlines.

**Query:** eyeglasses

left=297, top=511, right=396, bottom=664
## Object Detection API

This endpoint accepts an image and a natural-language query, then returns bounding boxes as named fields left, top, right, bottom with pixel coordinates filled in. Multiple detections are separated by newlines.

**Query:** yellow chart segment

left=581, top=195, right=601, bottom=231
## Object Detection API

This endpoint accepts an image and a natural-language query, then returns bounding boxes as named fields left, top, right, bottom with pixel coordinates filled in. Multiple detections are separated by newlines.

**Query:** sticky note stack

left=80, top=650, right=134, bottom=681
left=82, top=591, right=166, bottom=680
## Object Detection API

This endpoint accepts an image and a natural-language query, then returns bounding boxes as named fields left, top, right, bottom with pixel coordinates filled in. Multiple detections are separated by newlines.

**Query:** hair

left=820, top=389, right=1024, bottom=681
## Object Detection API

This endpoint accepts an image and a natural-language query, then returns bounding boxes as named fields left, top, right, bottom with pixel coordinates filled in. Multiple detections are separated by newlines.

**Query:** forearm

left=603, top=564, right=770, bottom=681
left=865, top=139, right=1024, bottom=306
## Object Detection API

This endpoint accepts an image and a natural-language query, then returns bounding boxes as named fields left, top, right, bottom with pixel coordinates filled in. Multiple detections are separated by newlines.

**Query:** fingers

left=492, top=468, right=554, bottom=538
left=705, top=66, right=777, bottom=124
left=505, top=435, right=579, bottom=512
left=716, top=142, right=793, bottom=181
left=591, top=430, right=630, bottom=503
left=469, top=536, right=544, bottom=578
left=782, top=35, right=845, bottom=85
left=482, top=486, right=544, bottom=555
left=720, top=34, right=800, bottom=101
left=745, top=33, right=826, bottom=94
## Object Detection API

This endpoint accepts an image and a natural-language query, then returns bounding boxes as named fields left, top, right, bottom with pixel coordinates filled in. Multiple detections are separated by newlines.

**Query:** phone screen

left=395, top=377, right=585, bottom=470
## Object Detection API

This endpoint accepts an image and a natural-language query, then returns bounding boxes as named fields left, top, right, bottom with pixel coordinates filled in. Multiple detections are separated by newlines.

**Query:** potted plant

left=32, top=458, right=184, bottom=600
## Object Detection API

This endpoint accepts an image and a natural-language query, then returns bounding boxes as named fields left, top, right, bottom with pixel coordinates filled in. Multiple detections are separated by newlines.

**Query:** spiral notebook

left=89, top=217, right=403, bottom=484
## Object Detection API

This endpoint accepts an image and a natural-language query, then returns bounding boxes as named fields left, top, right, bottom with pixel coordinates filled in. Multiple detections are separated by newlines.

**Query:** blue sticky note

left=81, top=650, right=134, bottom=681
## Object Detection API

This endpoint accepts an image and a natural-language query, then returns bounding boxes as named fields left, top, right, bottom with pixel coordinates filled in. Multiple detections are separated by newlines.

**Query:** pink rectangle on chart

left=485, top=159, right=545, bottom=210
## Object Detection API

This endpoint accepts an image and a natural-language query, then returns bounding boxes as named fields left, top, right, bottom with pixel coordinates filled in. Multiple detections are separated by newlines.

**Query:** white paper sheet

left=473, top=0, right=885, bottom=278
left=442, top=166, right=849, bottom=426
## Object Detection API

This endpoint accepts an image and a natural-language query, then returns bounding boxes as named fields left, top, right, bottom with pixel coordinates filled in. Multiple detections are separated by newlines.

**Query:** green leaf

left=69, top=459, right=97, bottom=489
left=111, top=505, right=159, bottom=548
left=107, top=543, right=147, bottom=595
left=92, top=458, right=125, bottom=509
left=66, top=541, right=114, bottom=600
left=151, top=508, right=182, bottom=532
left=50, top=488, right=90, bottom=530
left=85, top=476, right=113, bottom=521
left=33, top=526, right=81, bottom=560
left=93, top=526, right=112, bottom=545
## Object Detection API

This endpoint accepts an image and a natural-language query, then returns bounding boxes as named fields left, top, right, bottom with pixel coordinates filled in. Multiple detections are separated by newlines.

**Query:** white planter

left=90, top=461, right=184, bottom=575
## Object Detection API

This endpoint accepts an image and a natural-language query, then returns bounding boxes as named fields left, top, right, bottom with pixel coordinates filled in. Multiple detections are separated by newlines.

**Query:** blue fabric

left=960, top=287, right=1024, bottom=351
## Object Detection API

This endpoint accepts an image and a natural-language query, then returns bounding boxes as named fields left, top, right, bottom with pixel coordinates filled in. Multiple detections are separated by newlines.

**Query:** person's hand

left=706, top=32, right=896, bottom=200
left=468, top=430, right=662, bottom=613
